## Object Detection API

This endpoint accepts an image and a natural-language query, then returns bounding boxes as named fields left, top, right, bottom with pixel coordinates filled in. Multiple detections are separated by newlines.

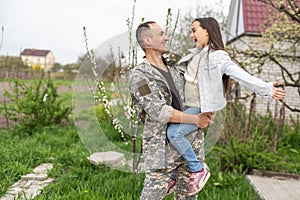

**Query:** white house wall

left=21, top=53, right=54, bottom=71
left=229, top=35, right=300, bottom=121
left=226, top=0, right=245, bottom=43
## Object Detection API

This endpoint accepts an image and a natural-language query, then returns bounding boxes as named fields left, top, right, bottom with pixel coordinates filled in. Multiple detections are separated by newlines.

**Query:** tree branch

left=258, top=0, right=300, bottom=23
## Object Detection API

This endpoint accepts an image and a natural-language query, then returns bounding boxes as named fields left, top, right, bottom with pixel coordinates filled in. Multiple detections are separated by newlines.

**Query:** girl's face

left=190, top=21, right=209, bottom=49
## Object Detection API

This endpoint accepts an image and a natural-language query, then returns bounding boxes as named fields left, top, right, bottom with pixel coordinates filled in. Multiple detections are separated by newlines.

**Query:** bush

left=214, top=101, right=300, bottom=174
left=215, top=135, right=282, bottom=173
left=0, top=77, right=72, bottom=133
left=278, top=117, right=300, bottom=149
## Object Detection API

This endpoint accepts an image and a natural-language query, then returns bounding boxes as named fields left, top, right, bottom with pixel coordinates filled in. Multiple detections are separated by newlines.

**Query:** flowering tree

left=74, top=0, right=145, bottom=177
left=75, top=0, right=229, bottom=176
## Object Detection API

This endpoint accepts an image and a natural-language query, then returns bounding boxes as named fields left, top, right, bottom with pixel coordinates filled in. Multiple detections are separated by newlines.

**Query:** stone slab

left=246, top=174, right=300, bottom=200
left=0, top=163, right=54, bottom=200
left=21, top=173, right=47, bottom=181
left=32, top=163, right=53, bottom=174
left=88, top=151, right=125, bottom=167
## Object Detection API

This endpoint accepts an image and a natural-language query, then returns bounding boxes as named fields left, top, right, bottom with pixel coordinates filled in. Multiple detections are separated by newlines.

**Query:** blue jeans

left=167, top=107, right=203, bottom=174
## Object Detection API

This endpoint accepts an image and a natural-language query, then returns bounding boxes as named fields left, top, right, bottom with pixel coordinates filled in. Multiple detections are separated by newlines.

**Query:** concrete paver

left=246, top=174, right=300, bottom=200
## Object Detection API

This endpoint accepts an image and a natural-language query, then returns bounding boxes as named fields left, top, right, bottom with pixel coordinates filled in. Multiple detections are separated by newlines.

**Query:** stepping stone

left=88, top=151, right=125, bottom=167
left=0, top=194, right=15, bottom=200
left=21, top=173, right=48, bottom=181
left=0, top=163, right=54, bottom=200
left=33, top=163, right=53, bottom=174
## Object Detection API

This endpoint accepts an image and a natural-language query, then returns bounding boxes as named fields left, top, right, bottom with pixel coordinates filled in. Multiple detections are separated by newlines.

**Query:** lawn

left=0, top=125, right=259, bottom=200
left=1, top=78, right=298, bottom=199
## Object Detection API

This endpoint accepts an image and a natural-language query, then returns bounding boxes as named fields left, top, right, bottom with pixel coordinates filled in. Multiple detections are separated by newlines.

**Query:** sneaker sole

left=188, top=171, right=211, bottom=196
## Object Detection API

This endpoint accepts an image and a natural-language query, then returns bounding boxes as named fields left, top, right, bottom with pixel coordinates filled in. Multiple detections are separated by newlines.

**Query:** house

left=226, top=0, right=271, bottom=42
left=225, top=0, right=299, bottom=120
left=20, top=48, right=55, bottom=71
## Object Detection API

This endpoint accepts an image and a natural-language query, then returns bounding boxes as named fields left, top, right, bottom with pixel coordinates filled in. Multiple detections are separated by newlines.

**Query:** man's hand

left=197, top=112, right=213, bottom=128
left=210, top=112, right=216, bottom=124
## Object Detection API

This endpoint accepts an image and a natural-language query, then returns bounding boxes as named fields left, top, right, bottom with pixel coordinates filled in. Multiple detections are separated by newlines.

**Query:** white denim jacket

left=179, top=46, right=273, bottom=112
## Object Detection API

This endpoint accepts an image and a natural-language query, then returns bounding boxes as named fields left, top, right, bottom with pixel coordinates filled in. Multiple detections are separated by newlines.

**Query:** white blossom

left=43, top=94, right=48, bottom=102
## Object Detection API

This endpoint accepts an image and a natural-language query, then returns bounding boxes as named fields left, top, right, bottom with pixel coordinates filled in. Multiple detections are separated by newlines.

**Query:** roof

left=225, top=0, right=300, bottom=43
left=225, top=0, right=272, bottom=43
left=242, top=0, right=271, bottom=33
left=20, top=49, right=51, bottom=57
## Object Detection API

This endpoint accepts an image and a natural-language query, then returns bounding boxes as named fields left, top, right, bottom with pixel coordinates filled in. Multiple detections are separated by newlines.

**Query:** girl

left=166, top=17, right=285, bottom=196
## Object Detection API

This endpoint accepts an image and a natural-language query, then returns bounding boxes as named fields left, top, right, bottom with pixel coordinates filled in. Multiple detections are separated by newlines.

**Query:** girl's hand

left=272, top=82, right=285, bottom=100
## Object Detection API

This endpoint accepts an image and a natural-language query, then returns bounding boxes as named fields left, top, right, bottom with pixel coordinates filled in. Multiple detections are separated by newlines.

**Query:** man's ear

left=144, top=36, right=152, bottom=46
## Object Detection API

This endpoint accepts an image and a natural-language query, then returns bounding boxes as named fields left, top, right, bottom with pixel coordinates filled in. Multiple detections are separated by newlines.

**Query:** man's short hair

left=136, top=21, right=156, bottom=50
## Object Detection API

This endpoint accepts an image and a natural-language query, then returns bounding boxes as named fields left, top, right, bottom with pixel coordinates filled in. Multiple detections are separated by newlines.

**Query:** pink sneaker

left=165, top=179, right=176, bottom=196
left=188, top=168, right=210, bottom=196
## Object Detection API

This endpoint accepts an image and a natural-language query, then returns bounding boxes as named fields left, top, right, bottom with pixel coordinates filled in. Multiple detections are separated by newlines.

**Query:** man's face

left=147, top=23, right=169, bottom=54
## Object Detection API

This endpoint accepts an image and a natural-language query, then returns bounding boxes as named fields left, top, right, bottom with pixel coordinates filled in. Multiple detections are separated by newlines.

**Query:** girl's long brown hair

left=193, top=17, right=231, bottom=96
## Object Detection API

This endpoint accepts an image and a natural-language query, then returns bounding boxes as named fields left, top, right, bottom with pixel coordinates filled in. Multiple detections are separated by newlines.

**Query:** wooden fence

left=0, top=69, right=77, bottom=80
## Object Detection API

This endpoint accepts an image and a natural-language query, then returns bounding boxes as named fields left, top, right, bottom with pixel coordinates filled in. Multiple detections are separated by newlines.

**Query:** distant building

left=20, top=48, right=55, bottom=71
left=225, top=0, right=299, bottom=120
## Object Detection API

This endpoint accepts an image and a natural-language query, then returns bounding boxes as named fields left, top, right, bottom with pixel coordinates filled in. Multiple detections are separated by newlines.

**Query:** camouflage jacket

left=129, top=59, right=204, bottom=170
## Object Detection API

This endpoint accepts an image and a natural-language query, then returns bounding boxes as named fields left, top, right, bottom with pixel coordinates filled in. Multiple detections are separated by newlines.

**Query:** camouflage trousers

left=140, top=163, right=198, bottom=200
left=140, top=129, right=204, bottom=200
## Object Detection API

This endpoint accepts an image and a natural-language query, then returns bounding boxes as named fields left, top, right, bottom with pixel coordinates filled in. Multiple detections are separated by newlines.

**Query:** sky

left=0, top=0, right=231, bottom=64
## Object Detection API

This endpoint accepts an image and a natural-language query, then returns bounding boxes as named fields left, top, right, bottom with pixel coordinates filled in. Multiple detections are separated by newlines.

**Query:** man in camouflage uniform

left=129, top=21, right=212, bottom=200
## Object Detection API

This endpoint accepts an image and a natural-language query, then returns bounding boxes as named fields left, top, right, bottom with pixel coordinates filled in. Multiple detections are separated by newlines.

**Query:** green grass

left=1, top=79, right=299, bottom=199
left=0, top=125, right=259, bottom=200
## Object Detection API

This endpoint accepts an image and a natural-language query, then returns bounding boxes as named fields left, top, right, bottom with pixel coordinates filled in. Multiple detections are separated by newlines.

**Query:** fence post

left=273, top=84, right=285, bottom=152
